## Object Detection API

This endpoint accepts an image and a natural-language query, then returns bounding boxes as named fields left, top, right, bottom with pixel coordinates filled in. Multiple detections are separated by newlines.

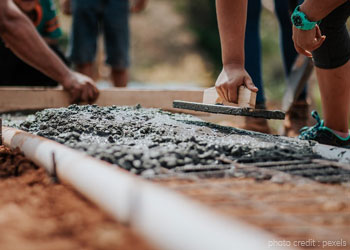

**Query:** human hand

left=62, top=72, right=99, bottom=104
left=60, top=0, right=71, bottom=15
left=292, top=25, right=326, bottom=57
left=215, top=64, right=258, bottom=104
left=130, top=0, right=148, bottom=13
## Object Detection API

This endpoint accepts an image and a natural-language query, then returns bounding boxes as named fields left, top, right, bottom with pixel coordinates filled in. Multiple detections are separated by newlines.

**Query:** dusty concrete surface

left=0, top=145, right=156, bottom=250
left=2, top=106, right=349, bottom=248
left=4, top=105, right=350, bottom=183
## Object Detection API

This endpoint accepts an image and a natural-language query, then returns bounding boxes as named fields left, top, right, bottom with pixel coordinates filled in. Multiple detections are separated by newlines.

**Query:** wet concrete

left=3, top=105, right=325, bottom=179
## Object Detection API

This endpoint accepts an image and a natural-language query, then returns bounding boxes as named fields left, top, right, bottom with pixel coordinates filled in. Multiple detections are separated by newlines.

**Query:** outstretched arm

left=299, top=0, right=347, bottom=21
left=216, top=0, right=246, bottom=68
left=215, top=0, right=257, bottom=104
left=0, top=0, right=99, bottom=103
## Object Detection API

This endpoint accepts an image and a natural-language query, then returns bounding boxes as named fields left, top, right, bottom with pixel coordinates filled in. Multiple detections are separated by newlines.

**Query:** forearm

left=0, top=1, right=71, bottom=85
left=216, top=0, right=247, bottom=67
left=300, top=0, right=347, bottom=21
left=44, top=37, right=59, bottom=46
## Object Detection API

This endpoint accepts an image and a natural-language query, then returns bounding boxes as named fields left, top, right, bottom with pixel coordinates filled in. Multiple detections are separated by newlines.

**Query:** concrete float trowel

left=173, top=86, right=285, bottom=120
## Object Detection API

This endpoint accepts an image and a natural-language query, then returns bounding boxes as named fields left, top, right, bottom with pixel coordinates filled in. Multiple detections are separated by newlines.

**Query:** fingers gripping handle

left=203, top=87, right=256, bottom=108
left=238, top=86, right=256, bottom=108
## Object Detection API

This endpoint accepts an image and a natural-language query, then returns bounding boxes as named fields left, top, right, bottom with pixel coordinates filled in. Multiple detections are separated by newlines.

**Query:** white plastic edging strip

left=134, top=183, right=294, bottom=250
left=2, top=127, right=137, bottom=222
left=313, top=143, right=350, bottom=164
left=2, top=127, right=293, bottom=250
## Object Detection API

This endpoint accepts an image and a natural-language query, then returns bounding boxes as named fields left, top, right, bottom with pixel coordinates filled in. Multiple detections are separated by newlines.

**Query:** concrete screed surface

left=4, top=105, right=349, bottom=182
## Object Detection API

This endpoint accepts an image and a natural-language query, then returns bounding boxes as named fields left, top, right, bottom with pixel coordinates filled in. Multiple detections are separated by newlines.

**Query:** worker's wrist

left=299, top=4, right=318, bottom=22
left=60, top=71, right=75, bottom=89
left=223, top=62, right=245, bottom=70
left=291, top=4, right=321, bottom=31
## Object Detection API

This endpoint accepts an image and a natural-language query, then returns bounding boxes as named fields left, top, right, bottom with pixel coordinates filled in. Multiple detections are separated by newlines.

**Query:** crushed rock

left=4, top=105, right=322, bottom=177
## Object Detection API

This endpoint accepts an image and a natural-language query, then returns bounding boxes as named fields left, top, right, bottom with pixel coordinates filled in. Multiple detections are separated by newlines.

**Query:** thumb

left=318, top=35, right=326, bottom=46
left=244, top=77, right=258, bottom=93
left=315, top=25, right=326, bottom=43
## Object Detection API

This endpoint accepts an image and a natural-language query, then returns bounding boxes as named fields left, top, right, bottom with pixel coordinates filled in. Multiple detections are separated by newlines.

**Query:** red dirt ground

left=0, top=146, right=156, bottom=250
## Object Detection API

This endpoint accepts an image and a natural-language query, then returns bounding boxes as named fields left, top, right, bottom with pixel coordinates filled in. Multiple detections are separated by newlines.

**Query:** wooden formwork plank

left=0, top=87, right=203, bottom=113
left=0, top=87, right=247, bottom=125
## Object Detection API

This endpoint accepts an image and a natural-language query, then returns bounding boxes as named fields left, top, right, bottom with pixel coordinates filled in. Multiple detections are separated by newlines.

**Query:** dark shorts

left=0, top=42, right=68, bottom=87
left=312, top=2, right=350, bottom=69
left=69, top=0, right=130, bottom=69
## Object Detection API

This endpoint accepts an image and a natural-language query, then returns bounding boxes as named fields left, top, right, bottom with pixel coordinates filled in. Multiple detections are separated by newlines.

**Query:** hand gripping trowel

left=173, top=86, right=285, bottom=120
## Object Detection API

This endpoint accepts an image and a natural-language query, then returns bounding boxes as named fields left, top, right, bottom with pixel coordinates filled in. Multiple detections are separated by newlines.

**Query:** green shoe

left=298, top=111, right=350, bottom=148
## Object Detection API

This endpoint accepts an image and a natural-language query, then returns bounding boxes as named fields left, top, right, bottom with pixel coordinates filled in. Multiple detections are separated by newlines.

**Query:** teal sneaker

left=298, top=111, right=350, bottom=148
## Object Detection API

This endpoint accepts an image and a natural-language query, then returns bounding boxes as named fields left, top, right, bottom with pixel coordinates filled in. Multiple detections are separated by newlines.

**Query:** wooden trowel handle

left=203, top=86, right=256, bottom=108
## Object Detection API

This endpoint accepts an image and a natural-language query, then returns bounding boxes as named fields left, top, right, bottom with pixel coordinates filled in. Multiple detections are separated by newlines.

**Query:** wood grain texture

left=0, top=88, right=203, bottom=112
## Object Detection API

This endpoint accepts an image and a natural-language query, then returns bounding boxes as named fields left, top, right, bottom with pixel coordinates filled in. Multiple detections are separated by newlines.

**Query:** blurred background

left=56, top=0, right=348, bottom=127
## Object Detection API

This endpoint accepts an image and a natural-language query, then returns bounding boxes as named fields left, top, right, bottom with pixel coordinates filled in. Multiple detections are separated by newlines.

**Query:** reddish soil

left=0, top=146, right=155, bottom=250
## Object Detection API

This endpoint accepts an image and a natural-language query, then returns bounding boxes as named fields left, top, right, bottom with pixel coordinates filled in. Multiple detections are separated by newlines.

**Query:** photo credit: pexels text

left=268, top=239, right=348, bottom=248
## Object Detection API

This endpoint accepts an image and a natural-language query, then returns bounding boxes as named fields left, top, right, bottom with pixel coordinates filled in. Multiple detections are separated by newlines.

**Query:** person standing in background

left=241, top=0, right=309, bottom=135
left=61, top=0, right=148, bottom=87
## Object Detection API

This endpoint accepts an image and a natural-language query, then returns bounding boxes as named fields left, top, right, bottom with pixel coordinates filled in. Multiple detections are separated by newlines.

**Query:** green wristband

left=291, top=5, right=321, bottom=31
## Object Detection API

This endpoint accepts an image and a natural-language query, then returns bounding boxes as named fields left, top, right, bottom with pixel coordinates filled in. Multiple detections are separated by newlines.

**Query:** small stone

left=132, top=160, right=142, bottom=168
left=184, top=157, right=192, bottom=164
left=108, top=136, right=115, bottom=143
left=141, top=169, right=155, bottom=177
left=166, top=158, right=177, bottom=168
left=124, top=154, right=134, bottom=162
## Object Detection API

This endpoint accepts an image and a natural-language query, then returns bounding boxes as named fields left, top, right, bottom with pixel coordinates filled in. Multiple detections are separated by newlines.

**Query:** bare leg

left=112, top=68, right=128, bottom=87
left=76, top=63, right=94, bottom=79
left=316, top=61, right=350, bottom=134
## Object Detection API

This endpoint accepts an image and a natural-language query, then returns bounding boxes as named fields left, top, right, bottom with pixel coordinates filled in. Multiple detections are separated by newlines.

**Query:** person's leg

left=312, top=3, right=350, bottom=135
left=240, top=0, right=271, bottom=134
left=76, top=63, right=94, bottom=79
left=275, top=0, right=309, bottom=136
left=275, top=0, right=307, bottom=99
left=299, top=3, right=350, bottom=147
left=103, top=0, right=130, bottom=87
left=111, top=68, right=128, bottom=87
left=69, top=0, right=99, bottom=79
left=274, top=0, right=298, bottom=76
left=316, top=62, right=350, bottom=135
left=245, top=0, right=264, bottom=106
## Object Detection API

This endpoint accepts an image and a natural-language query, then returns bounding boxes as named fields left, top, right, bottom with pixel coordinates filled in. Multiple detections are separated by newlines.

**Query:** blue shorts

left=69, top=0, right=130, bottom=69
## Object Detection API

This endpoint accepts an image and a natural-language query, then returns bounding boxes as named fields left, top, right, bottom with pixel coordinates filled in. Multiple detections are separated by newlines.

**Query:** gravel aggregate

left=3, top=105, right=323, bottom=177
